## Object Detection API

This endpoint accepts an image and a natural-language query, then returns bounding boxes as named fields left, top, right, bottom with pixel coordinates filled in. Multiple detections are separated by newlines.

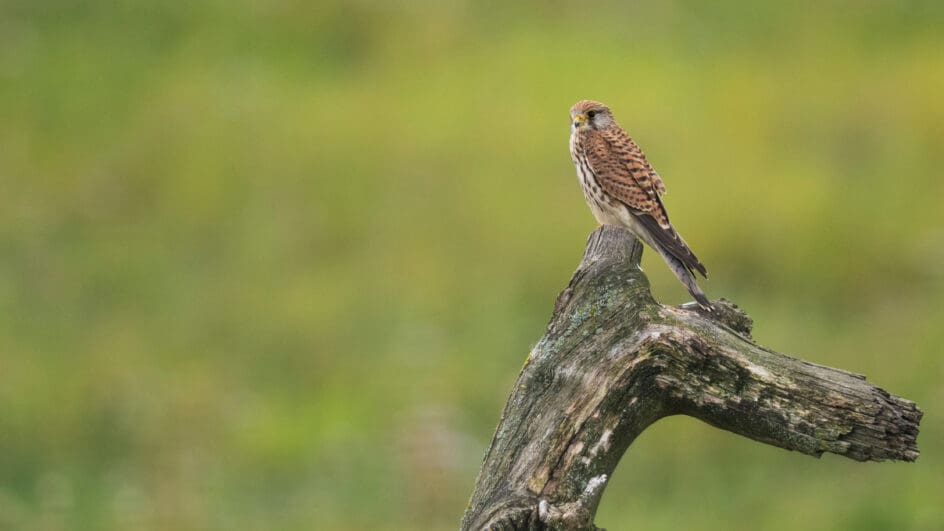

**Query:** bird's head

left=570, top=100, right=614, bottom=132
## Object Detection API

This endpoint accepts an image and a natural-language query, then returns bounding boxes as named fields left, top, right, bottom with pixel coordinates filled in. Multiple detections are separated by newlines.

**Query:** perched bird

left=569, top=100, right=710, bottom=308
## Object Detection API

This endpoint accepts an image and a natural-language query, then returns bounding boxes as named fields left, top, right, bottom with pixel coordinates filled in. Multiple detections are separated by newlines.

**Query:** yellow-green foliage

left=1, top=1, right=942, bottom=529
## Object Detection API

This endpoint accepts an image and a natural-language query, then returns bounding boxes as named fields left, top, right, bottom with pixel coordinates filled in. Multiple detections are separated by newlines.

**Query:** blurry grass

left=0, top=1, right=942, bottom=529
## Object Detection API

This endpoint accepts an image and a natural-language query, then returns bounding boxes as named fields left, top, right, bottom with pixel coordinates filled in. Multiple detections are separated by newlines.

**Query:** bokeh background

left=2, top=1, right=943, bottom=529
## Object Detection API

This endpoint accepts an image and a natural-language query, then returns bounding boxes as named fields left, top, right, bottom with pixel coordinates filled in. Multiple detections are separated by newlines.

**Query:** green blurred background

left=2, top=1, right=942, bottom=529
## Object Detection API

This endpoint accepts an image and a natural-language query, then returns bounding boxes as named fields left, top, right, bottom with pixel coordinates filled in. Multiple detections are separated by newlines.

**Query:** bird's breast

left=571, top=136, right=623, bottom=226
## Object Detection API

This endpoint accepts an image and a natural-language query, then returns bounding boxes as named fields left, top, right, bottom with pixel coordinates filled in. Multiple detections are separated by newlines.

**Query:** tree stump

left=461, top=226, right=922, bottom=531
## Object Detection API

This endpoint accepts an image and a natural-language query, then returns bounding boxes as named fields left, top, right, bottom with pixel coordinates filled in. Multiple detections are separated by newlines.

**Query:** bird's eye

left=587, top=110, right=597, bottom=119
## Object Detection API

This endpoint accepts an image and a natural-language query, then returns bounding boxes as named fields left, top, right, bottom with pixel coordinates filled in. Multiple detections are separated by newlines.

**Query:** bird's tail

left=653, top=243, right=711, bottom=310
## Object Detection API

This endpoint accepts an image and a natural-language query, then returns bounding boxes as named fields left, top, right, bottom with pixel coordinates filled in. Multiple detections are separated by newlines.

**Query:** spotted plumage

left=569, top=100, right=710, bottom=308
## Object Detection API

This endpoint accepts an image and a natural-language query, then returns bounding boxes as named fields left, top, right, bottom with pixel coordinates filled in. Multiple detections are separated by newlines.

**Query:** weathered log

left=461, top=226, right=922, bottom=531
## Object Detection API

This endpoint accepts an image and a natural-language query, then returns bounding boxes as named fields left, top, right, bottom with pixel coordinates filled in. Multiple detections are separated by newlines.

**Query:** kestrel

left=569, top=100, right=710, bottom=308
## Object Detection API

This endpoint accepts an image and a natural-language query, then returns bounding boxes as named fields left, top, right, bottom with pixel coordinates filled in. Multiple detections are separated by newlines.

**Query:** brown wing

left=583, top=128, right=670, bottom=225
left=584, top=128, right=707, bottom=277
left=653, top=171, right=667, bottom=195
left=617, top=131, right=666, bottom=196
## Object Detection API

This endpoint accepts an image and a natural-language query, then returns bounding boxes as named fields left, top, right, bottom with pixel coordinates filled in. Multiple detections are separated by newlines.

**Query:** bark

left=461, top=226, right=922, bottom=531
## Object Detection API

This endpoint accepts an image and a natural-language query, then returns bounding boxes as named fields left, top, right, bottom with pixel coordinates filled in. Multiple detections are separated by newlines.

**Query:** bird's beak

left=573, top=114, right=586, bottom=127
